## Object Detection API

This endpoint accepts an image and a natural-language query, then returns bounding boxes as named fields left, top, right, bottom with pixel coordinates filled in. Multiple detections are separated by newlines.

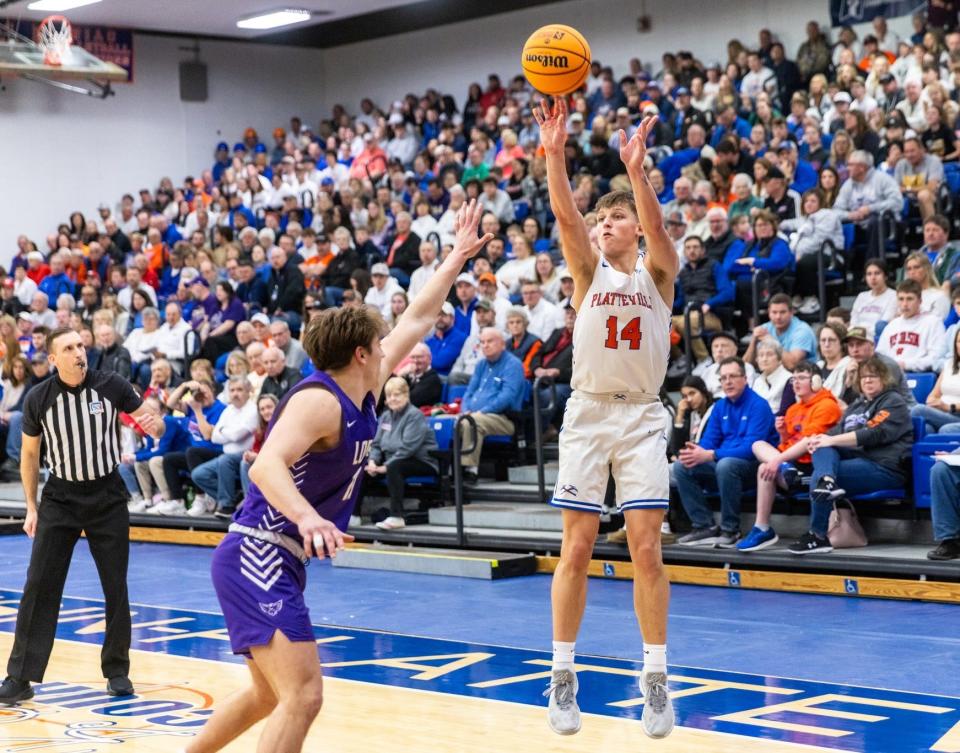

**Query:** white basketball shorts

left=549, top=391, right=670, bottom=514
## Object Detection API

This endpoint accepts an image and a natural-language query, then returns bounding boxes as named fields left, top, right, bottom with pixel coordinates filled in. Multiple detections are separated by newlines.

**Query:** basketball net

left=37, top=15, right=72, bottom=67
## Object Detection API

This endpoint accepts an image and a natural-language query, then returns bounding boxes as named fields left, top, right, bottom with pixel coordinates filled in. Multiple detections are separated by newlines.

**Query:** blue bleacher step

left=429, top=502, right=563, bottom=532
left=507, top=463, right=558, bottom=485
left=332, top=544, right=537, bottom=579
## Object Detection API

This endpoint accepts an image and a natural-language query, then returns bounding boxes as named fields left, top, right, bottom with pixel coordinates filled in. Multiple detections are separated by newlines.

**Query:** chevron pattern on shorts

left=239, top=536, right=282, bottom=591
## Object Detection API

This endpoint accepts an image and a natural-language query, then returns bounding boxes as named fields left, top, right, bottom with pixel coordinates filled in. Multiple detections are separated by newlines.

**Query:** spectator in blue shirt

left=672, top=356, right=777, bottom=548
left=38, top=254, right=75, bottom=301
left=426, top=303, right=468, bottom=377
left=777, top=141, right=818, bottom=194
left=152, top=379, right=225, bottom=515
left=211, top=142, right=230, bottom=183
left=457, top=328, right=526, bottom=483
left=744, top=293, right=818, bottom=369
left=728, top=211, right=795, bottom=316
left=453, top=273, right=479, bottom=334
left=710, top=105, right=753, bottom=148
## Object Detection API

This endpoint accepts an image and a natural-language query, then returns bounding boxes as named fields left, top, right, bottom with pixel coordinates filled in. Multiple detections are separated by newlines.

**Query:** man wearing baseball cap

left=250, top=312, right=272, bottom=345
left=365, top=263, right=402, bottom=319
left=842, top=327, right=916, bottom=406
left=826, top=91, right=852, bottom=134
left=425, top=301, right=468, bottom=378
left=453, top=273, right=479, bottom=334
left=212, top=142, right=230, bottom=182
left=476, top=271, right=512, bottom=327
left=448, top=298, right=499, bottom=385
left=762, top=166, right=801, bottom=221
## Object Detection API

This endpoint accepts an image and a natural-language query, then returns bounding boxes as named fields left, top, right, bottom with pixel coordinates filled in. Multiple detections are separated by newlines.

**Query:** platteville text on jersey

left=588, top=291, right=654, bottom=309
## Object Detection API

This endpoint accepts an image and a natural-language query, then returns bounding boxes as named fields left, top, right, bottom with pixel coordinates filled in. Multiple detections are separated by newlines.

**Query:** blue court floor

left=1, top=535, right=959, bottom=752
left=0, top=535, right=956, bottom=695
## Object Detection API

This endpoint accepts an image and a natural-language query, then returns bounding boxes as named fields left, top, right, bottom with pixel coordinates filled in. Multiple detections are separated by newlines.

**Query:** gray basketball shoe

left=544, top=668, right=581, bottom=735
left=641, top=671, right=675, bottom=738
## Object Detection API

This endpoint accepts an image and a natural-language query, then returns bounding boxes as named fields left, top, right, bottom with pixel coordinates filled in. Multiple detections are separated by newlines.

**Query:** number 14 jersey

left=571, top=255, right=671, bottom=396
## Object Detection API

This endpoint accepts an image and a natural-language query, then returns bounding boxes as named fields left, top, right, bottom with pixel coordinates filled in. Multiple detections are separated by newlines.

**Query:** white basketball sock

left=642, top=643, right=667, bottom=677
left=552, top=640, right=575, bottom=670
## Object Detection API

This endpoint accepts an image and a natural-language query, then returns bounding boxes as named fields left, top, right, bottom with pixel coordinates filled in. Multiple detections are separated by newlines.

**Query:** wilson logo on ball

left=524, top=53, right=571, bottom=69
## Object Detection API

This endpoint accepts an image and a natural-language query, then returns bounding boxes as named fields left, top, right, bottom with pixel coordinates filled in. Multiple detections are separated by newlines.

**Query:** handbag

left=827, top=498, right=868, bottom=548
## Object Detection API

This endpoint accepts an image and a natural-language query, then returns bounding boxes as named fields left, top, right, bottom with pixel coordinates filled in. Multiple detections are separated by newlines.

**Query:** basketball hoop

left=37, top=15, right=72, bottom=67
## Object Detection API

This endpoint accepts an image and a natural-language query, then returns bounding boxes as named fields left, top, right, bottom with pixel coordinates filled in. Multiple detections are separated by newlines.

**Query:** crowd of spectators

left=6, top=9, right=960, bottom=554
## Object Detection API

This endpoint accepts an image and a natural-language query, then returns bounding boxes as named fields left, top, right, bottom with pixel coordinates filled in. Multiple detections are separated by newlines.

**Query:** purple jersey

left=233, top=370, right=377, bottom=538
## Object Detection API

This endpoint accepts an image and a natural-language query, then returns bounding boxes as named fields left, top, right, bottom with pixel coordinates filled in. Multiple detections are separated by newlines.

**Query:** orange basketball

left=521, top=24, right=591, bottom=97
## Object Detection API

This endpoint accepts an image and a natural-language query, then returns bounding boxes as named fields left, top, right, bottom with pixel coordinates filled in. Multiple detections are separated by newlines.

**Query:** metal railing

left=750, top=268, right=771, bottom=325
left=682, top=301, right=698, bottom=376
left=816, top=239, right=846, bottom=324
left=451, top=414, right=478, bottom=547
left=531, top=375, right=557, bottom=501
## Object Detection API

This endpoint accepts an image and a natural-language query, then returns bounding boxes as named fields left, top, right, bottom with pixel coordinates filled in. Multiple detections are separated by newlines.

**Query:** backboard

left=0, top=39, right=126, bottom=82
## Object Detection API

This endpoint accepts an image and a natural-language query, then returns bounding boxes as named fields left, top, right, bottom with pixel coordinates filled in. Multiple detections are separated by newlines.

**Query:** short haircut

left=683, top=235, right=705, bottom=249
left=594, top=190, right=638, bottom=219
left=46, top=326, right=76, bottom=353
left=302, top=306, right=386, bottom=372
left=925, top=214, right=950, bottom=233
left=756, top=338, right=783, bottom=357
left=506, top=306, right=529, bottom=323
left=896, top=278, right=922, bottom=297
left=826, top=306, right=851, bottom=324
left=227, top=375, right=252, bottom=391
left=384, top=375, right=409, bottom=396
left=768, top=292, right=793, bottom=309
left=793, top=360, right=819, bottom=377
left=715, top=140, right=739, bottom=156
left=718, top=355, right=746, bottom=376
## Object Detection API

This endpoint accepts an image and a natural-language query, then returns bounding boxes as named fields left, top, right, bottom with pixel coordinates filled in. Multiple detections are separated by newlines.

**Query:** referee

left=0, top=328, right=160, bottom=705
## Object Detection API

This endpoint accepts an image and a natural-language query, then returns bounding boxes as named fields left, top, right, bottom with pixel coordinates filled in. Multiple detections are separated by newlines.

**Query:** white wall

left=0, top=33, right=326, bottom=259
left=319, top=0, right=914, bottom=113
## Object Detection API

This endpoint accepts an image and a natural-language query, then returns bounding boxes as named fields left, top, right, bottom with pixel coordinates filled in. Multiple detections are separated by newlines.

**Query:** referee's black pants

left=7, top=471, right=131, bottom=683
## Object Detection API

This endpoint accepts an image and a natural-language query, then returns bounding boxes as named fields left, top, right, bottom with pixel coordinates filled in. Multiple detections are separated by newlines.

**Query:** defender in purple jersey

left=186, top=200, right=493, bottom=753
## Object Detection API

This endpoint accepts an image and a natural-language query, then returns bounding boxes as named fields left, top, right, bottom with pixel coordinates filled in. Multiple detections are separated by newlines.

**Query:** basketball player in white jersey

left=534, top=98, right=678, bottom=738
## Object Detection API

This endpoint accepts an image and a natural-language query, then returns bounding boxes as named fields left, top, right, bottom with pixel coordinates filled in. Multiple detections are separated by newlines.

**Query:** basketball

left=521, top=24, right=591, bottom=96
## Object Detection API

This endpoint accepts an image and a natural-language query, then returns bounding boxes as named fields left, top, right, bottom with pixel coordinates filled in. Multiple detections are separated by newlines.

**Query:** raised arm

left=534, top=97, right=597, bottom=289
left=620, top=116, right=679, bottom=303
left=379, top=199, right=491, bottom=389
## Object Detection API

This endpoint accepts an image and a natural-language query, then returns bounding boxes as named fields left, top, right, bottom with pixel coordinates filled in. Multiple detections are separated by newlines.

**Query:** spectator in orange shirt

left=738, top=361, right=842, bottom=552
left=349, top=133, right=388, bottom=182
left=144, top=228, right=168, bottom=275
left=64, top=248, right=88, bottom=286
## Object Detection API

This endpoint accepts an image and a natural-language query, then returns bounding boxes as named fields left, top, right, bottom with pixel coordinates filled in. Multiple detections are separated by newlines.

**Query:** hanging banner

left=1, top=18, right=134, bottom=81
left=830, top=0, right=926, bottom=26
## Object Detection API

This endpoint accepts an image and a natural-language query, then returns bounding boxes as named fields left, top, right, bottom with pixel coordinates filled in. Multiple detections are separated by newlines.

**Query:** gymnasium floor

left=0, top=536, right=958, bottom=752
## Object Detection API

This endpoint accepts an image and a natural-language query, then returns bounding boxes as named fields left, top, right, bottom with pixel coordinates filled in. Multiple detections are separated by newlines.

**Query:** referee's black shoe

left=0, top=676, right=33, bottom=705
left=106, top=676, right=135, bottom=696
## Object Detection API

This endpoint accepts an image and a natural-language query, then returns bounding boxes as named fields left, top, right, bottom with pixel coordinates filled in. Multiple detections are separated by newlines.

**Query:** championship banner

left=830, top=0, right=926, bottom=26
left=1, top=18, right=134, bottom=81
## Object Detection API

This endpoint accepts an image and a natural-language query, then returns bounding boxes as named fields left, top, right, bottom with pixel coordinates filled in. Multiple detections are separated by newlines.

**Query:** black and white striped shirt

left=22, top=370, right=142, bottom=483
